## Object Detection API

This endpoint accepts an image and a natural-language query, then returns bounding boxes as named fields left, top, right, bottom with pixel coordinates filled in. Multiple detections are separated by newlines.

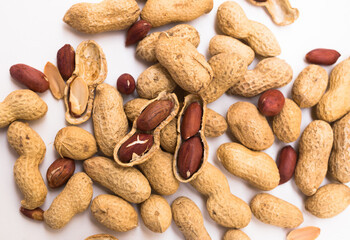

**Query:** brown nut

left=137, top=100, right=174, bottom=131
left=10, top=64, right=49, bottom=93
left=117, top=73, right=135, bottom=95
left=57, top=44, right=75, bottom=81
left=277, top=146, right=297, bottom=185
left=258, top=89, right=285, bottom=117
left=126, top=20, right=152, bottom=46
left=20, top=207, right=44, bottom=221
left=306, top=48, right=341, bottom=65
left=181, top=102, right=202, bottom=140
left=177, top=136, right=203, bottom=180
left=118, top=133, right=154, bottom=163
left=46, top=158, right=75, bottom=188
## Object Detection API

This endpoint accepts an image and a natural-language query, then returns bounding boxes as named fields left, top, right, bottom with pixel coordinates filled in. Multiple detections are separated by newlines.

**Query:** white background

left=0, top=0, right=349, bottom=239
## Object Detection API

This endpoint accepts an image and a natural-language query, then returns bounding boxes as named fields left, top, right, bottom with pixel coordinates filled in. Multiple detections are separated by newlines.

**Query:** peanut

left=125, top=20, right=152, bottom=46
left=250, top=193, right=303, bottom=228
left=305, top=184, right=350, bottom=218
left=64, top=40, right=107, bottom=125
left=57, top=44, right=75, bottom=81
left=227, top=102, right=274, bottom=151
left=114, top=92, right=179, bottom=167
left=223, top=230, right=250, bottom=240
left=44, top=62, right=66, bottom=100
left=44, top=172, right=93, bottom=229
left=174, top=95, right=208, bottom=182
left=277, top=146, right=298, bottom=185
left=63, top=0, right=140, bottom=34
left=329, top=112, right=350, bottom=183
left=54, top=126, right=97, bottom=161
left=204, top=108, right=228, bottom=138
left=287, top=226, right=321, bottom=240
left=0, top=90, right=47, bottom=128
left=155, top=34, right=213, bottom=94
left=199, top=53, right=248, bottom=103
left=217, top=1, right=281, bottom=57
left=139, top=149, right=179, bottom=196
left=116, top=73, right=135, bottom=95
left=294, top=120, right=333, bottom=196
left=209, top=35, right=255, bottom=65
left=7, top=121, right=47, bottom=210
left=46, top=158, right=75, bottom=188
left=292, top=65, right=328, bottom=108
left=181, top=102, right=202, bottom=140
left=272, top=98, right=302, bottom=143
left=140, top=194, right=172, bottom=233
left=10, top=64, right=49, bottom=93
left=306, top=48, right=341, bottom=65
left=171, top=196, right=211, bottom=240
left=84, top=156, right=151, bottom=203
left=91, top=194, right=138, bottom=232
left=258, top=89, right=285, bottom=117
left=160, top=118, right=178, bottom=153
left=141, top=0, right=213, bottom=27
left=20, top=207, right=44, bottom=221
left=228, top=57, right=293, bottom=97
left=217, top=142, right=280, bottom=190
left=317, top=58, right=350, bottom=122
left=93, top=83, right=128, bottom=157
left=136, top=64, right=176, bottom=99
left=190, top=163, right=252, bottom=228
left=136, top=24, right=200, bottom=63
left=124, top=98, right=150, bottom=122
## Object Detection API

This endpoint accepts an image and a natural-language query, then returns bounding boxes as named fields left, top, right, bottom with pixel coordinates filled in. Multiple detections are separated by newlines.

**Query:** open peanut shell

left=113, top=91, right=179, bottom=167
left=248, top=0, right=299, bottom=26
left=64, top=40, right=107, bottom=125
left=173, top=94, right=209, bottom=183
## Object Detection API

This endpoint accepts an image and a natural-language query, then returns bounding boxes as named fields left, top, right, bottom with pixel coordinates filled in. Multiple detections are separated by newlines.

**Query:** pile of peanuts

left=2, top=0, right=350, bottom=239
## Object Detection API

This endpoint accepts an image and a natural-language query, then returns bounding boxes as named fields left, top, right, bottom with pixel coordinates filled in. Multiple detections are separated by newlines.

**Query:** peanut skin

left=7, top=121, right=47, bottom=210
left=63, top=0, right=140, bottom=34
left=44, top=172, right=93, bottom=229
left=217, top=142, right=280, bottom=191
left=172, top=197, right=211, bottom=240
left=295, top=120, right=333, bottom=196
left=0, top=90, right=47, bottom=128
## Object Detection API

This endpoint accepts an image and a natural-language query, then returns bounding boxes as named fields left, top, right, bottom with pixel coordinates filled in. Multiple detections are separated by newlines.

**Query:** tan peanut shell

left=250, top=193, right=303, bottom=228
left=174, top=94, right=208, bottom=182
left=54, top=126, right=97, bottom=160
left=160, top=118, right=177, bottom=153
left=136, top=64, right=177, bottom=99
left=292, top=65, right=328, bottom=108
left=141, top=0, right=213, bottom=27
left=228, top=57, right=293, bottom=97
left=64, top=40, right=107, bottom=125
left=209, top=35, right=255, bottom=65
left=91, top=194, right=138, bottom=232
left=114, top=92, right=179, bottom=167
left=329, top=112, right=350, bottom=183
left=248, top=0, right=299, bottom=26
left=124, top=98, right=150, bottom=122
left=44, top=172, right=93, bottom=229
left=7, top=121, right=47, bottom=210
left=217, top=1, right=281, bottom=57
left=155, top=34, right=213, bottom=94
left=85, top=234, right=118, bottom=240
left=217, top=142, right=279, bottom=190
left=136, top=24, right=200, bottom=63
left=199, top=53, right=248, bottom=103
left=140, top=194, right=172, bottom=233
left=139, top=149, right=179, bottom=195
left=172, top=196, right=211, bottom=240
left=227, top=102, right=274, bottom=151
left=272, top=99, right=302, bottom=143
left=0, top=90, right=48, bottom=128
left=190, top=163, right=252, bottom=228
left=63, top=0, right=140, bottom=34
left=295, top=120, right=333, bottom=196
left=223, top=230, right=250, bottom=240
left=83, top=156, right=151, bottom=203
left=204, top=108, right=228, bottom=137
left=93, top=83, right=128, bottom=157
left=317, top=58, right=350, bottom=122
left=305, top=183, right=350, bottom=218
